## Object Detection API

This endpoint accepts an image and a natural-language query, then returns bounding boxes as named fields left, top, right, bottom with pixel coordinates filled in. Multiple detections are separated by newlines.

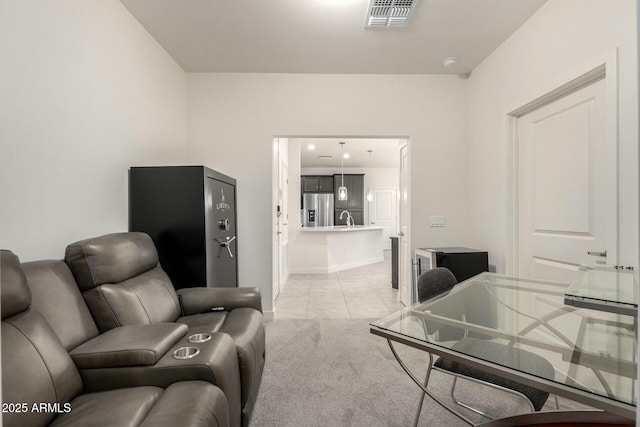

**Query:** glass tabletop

left=564, top=266, right=638, bottom=316
left=371, top=272, right=637, bottom=408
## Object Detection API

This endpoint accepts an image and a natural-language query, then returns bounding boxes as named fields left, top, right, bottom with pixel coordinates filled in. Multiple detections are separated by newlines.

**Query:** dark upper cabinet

left=348, top=175, right=364, bottom=209
left=129, top=166, right=238, bottom=290
left=302, top=176, right=319, bottom=192
left=301, top=175, right=334, bottom=193
left=333, top=174, right=364, bottom=210
left=318, top=176, right=334, bottom=192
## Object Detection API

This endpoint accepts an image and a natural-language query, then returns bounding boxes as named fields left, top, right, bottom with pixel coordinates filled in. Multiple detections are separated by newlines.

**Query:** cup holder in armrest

left=173, top=346, right=200, bottom=360
left=188, top=333, right=212, bottom=343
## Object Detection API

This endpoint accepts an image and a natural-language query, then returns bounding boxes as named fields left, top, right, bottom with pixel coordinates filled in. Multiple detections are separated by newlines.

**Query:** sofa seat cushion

left=50, top=382, right=228, bottom=427
left=50, top=386, right=162, bottom=427
left=139, top=381, right=230, bottom=427
left=178, top=312, right=228, bottom=332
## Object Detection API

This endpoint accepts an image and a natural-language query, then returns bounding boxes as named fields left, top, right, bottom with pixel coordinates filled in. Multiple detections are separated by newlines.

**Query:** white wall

left=467, top=0, right=638, bottom=273
left=0, top=0, right=188, bottom=261
left=187, top=74, right=470, bottom=313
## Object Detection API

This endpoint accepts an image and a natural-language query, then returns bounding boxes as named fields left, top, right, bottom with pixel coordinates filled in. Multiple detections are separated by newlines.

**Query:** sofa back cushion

left=1, top=251, right=82, bottom=427
left=65, top=232, right=159, bottom=290
left=65, top=233, right=181, bottom=332
left=23, top=260, right=100, bottom=351
left=1, top=250, right=31, bottom=320
left=83, top=266, right=182, bottom=331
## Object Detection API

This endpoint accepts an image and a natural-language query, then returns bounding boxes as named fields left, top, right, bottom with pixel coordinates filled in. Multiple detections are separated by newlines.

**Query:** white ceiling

left=119, top=0, right=547, bottom=74
left=299, top=138, right=401, bottom=168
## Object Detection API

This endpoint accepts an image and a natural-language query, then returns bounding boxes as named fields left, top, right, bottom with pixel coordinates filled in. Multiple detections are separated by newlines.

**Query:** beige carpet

left=249, top=319, right=586, bottom=427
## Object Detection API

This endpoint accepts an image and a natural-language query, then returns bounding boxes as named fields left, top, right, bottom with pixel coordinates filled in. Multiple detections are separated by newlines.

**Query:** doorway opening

left=271, top=136, right=411, bottom=319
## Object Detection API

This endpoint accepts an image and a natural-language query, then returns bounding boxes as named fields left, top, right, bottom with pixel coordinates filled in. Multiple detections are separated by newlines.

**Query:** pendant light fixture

left=338, top=142, right=348, bottom=201
left=366, top=150, right=373, bottom=202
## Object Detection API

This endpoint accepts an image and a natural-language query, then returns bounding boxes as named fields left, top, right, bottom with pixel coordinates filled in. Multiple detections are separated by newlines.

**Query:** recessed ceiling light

left=307, top=144, right=315, bottom=150
left=343, top=153, right=350, bottom=159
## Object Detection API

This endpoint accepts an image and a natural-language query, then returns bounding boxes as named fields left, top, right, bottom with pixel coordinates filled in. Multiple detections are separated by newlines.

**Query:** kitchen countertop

left=300, top=225, right=384, bottom=232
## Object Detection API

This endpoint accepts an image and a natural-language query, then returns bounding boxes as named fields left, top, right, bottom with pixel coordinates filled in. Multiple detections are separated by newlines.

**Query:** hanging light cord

left=341, top=143, right=345, bottom=187
left=367, top=150, right=373, bottom=202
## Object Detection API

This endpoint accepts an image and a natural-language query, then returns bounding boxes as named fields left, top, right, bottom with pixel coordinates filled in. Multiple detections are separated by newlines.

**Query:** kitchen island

left=291, top=225, right=385, bottom=273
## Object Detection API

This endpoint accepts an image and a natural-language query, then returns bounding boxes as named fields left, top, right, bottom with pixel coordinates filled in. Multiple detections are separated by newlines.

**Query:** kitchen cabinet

left=301, top=175, right=334, bottom=193
left=129, top=166, right=238, bottom=290
left=347, top=174, right=364, bottom=209
left=333, top=174, right=364, bottom=225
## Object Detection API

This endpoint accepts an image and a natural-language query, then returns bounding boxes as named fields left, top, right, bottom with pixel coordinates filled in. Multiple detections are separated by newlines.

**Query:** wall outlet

left=429, top=215, right=445, bottom=227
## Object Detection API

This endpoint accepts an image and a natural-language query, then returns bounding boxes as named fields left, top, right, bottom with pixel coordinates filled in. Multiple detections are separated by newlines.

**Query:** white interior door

left=369, top=188, right=397, bottom=251
left=279, top=162, right=289, bottom=290
left=399, top=144, right=411, bottom=305
left=517, top=78, right=616, bottom=282
left=272, top=139, right=280, bottom=305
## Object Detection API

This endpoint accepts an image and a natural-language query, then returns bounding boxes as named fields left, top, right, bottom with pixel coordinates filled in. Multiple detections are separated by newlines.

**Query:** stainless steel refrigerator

left=302, top=193, right=334, bottom=227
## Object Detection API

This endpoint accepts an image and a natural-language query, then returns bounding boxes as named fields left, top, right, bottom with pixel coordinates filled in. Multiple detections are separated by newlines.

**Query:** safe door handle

left=587, top=250, right=607, bottom=257
left=216, top=236, right=236, bottom=258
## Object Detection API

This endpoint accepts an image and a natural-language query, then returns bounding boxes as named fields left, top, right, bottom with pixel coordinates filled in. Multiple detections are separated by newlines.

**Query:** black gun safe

left=129, top=166, right=238, bottom=290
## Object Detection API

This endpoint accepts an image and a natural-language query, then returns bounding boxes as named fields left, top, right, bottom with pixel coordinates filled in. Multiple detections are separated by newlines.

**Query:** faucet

left=339, top=210, right=355, bottom=228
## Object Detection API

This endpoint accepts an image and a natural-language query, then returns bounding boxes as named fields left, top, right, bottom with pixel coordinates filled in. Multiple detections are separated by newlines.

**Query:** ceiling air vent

left=365, top=0, right=417, bottom=28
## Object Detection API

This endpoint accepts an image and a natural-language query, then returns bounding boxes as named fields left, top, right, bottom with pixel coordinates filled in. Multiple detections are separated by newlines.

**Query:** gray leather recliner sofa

left=22, top=257, right=242, bottom=426
left=63, top=232, right=265, bottom=427
left=1, top=250, right=230, bottom=427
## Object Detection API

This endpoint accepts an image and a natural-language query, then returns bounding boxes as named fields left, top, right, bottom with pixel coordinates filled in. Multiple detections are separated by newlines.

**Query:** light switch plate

left=429, top=215, right=445, bottom=227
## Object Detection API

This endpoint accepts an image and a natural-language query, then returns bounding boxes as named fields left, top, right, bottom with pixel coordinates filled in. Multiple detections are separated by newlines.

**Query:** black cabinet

left=301, top=175, right=333, bottom=193
left=333, top=174, right=364, bottom=225
left=129, top=166, right=238, bottom=290
left=348, top=175, right=364, bottom=209
left=302, top=176, right=318, bottom=193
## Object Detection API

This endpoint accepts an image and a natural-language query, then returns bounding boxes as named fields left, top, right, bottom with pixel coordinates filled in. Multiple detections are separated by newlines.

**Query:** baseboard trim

left=263, top=311, right=275, bottom=322
left=289, top=256, right=385, bottom=274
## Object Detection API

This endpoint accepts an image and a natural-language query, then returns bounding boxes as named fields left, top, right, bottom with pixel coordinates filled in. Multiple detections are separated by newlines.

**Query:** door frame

left=505, top=52, right=619, bottom=276
left=271, top=139, right=282, bottom=311
left=398, top=141, right=412, bottom=306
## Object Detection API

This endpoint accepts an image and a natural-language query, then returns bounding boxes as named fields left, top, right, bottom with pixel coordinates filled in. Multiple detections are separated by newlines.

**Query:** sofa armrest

left=70, top=323, right=188, bottom=369
left=177, top=287, right=262, bottom=315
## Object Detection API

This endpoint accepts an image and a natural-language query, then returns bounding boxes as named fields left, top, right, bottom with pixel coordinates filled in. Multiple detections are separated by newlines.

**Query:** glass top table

left=370, top=272, right=637, bottom=420
left=564, top=266, right=638, bottom=316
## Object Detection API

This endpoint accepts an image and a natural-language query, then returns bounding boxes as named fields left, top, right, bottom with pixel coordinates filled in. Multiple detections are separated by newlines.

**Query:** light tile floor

left=274, top=255, right=406, bottom=319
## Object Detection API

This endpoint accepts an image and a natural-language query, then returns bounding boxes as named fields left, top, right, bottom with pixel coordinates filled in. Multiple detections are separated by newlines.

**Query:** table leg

left=386, top=339, right=475, bottom=426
